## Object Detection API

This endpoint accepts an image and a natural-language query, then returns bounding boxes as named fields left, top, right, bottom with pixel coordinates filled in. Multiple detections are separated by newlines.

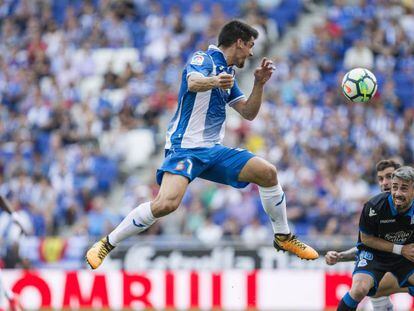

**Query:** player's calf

left=337, top=275, right=373, bottom=311
left=151, top=195, right=181, bottom=217
left=337, top=292, right=359, bottom=311
left=86, top=201, right=157, bottom=269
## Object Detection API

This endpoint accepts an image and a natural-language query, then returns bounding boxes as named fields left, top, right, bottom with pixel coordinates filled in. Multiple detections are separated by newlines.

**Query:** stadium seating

left=0, top=0, right=413, bottom=247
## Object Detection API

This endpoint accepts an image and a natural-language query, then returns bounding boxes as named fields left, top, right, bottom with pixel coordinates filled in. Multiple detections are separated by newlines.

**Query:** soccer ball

left=341, top=68, right=377, bottom=103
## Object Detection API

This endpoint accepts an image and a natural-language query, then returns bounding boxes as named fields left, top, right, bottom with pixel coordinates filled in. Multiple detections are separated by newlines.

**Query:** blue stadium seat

left=293, top=223, right=309, bottom=236
left=92, top=156, right=118, bottom=193
left=270, top=9, right=290, bottom=33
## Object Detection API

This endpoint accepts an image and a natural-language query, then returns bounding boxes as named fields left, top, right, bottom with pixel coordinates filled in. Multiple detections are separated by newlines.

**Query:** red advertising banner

left=325, top=272, right=352, bottom=308
left=2, top=270, right=414, bottom=310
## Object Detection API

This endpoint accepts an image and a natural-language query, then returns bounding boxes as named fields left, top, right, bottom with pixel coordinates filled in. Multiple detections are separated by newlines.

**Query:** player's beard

left=393, top=195, right=409, bottom=212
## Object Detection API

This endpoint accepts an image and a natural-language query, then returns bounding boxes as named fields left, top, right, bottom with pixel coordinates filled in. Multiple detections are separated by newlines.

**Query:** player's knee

left=152, top=197, right=180, bottom=217
left=350, top=280, right=372, bottom=300
left=261, top=164, right=278, bottom=187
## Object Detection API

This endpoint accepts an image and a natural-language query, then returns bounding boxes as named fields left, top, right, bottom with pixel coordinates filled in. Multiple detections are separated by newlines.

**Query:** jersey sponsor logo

left=190, top=55, right=204, bottom=66
left=369, top=208, right=377, bottom=217
left=380, top=219, right=396, bottom=223
left=384, top=230, right=413, bottom=244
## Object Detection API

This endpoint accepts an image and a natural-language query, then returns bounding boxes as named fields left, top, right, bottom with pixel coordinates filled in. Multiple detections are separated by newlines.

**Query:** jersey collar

left=208, top=45, right=228, bottom=66
left=388, top=193, right=414, bottom=217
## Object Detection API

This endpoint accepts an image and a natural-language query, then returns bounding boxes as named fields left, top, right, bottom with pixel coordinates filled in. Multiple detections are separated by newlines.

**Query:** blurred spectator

left=241, top=218, right=270, bottom=247
left=343, top=39, right=374, bottom=70
left=86, top=196, right=117, bottom=237
left=400, top=6, right=414, bottom=42
left=184, top=2, right=210, bottom=34
left=196, top=216, right=223, bottom=245
left=0, top=0, right=412, bottom=253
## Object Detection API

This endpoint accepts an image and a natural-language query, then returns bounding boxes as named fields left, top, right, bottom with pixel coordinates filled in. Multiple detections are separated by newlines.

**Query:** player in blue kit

left=86, top=20, right=319, bottom=269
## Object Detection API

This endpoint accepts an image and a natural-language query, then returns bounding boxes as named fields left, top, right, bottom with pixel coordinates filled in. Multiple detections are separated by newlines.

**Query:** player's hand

left=325, top=251, right=341, bottom=265
left=402, top=244, right=414, bottom=262
left=216, top=72, right=234, bottom=90
left=254, top=57, right=275, bottom=85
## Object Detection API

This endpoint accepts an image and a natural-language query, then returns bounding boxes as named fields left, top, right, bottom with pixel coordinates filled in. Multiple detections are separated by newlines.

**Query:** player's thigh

left=391, top=258, right=414, bottom=288
left=407, top=272, right=414, bottom=286
left=353, top=251, right=385, bottom=296
left=156, top=149, right=208, bottom=185
left=152, top=172, right=189, bottom=217
left=238, top=156, right=278, bottom=187
left=199, top=146, right=254, bottom=188
left=374, top=272, right=402, bottom=297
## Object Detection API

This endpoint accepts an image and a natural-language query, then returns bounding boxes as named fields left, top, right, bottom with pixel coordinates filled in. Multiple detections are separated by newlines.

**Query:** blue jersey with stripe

left=165, top=45, right=245, bottom=149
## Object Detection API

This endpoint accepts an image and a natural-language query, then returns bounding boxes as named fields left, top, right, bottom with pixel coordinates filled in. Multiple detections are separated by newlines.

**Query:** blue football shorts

left=156, top=145, right=255, bottom=188
left=353, top=250, right=414, bottom=296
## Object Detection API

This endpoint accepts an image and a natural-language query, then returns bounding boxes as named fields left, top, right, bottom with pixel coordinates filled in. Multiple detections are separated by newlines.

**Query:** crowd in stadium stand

left=0, top=0, right=413, bottom=250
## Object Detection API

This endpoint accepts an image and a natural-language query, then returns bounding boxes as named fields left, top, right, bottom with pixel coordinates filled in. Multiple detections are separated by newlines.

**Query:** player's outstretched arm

left=325, top=247, right=358, bottom=265
left=374, top=273, right=408, bottom=297
left=325, top=251, right=340, bottom=265
left=338, top=247, right=358, bottom=261
left=232, top=57, right=274, bottom=121
left=188, top=73, right=234, bottom=93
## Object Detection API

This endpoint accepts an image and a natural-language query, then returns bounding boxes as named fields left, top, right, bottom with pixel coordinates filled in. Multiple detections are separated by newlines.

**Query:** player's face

left=391, top=177, right=414, bottom=213
left=377, top=167, right=395, bottom=192
left=235, top=38, right=255, bottom=68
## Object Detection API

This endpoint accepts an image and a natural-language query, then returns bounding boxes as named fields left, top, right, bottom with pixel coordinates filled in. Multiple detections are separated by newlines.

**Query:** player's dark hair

left=218, top=20, right=258, bottom=48
left=376, top=159, right=401, bottom=172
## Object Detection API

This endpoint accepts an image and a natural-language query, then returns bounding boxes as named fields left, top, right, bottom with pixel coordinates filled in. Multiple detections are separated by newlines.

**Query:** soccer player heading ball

left=86, top=20, right=319, bottom=270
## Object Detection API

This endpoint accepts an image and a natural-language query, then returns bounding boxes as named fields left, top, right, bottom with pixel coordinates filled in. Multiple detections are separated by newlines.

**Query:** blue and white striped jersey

left=165, top=45, right=246, bottom=149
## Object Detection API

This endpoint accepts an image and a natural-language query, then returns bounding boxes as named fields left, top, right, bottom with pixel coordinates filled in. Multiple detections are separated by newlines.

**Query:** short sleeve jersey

left=165, top=45, right=246, bottom=149
left=358, top=192, right=414, bottom=259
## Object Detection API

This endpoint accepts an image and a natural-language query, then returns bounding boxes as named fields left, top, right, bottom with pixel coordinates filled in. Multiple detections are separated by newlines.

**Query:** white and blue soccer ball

left=341, top=68, right=377, bottom=103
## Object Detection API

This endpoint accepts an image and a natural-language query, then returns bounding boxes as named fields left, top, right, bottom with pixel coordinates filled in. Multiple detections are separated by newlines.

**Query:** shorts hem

left=231, top=154, right=255, bottom=188
left=156, top=169, right=191, bottom=185
left=399, top=268, right=414, bottom=288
